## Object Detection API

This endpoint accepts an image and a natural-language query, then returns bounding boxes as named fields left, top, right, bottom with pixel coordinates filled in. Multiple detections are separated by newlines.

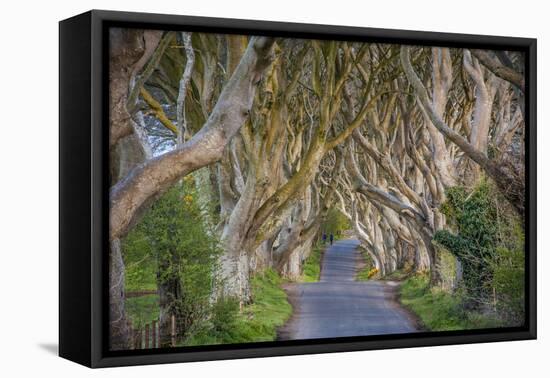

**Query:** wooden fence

left=129, top=314, right=177, bottom=349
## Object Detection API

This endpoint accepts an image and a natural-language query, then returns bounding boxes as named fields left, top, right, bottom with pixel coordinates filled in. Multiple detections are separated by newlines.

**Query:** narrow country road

left=278, top=239, right=417, bottom=340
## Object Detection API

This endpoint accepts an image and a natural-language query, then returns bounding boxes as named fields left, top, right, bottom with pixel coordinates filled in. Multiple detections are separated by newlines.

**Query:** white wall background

left=0, top=0, right=546, bottom=376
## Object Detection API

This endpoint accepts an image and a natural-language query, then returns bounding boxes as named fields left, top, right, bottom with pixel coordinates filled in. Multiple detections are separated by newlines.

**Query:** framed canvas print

left=59, top=10, right=536, bottom=368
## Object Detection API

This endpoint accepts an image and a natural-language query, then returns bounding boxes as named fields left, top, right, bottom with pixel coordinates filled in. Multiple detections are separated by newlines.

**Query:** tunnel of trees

left=108, top=28, right=526, bottom=350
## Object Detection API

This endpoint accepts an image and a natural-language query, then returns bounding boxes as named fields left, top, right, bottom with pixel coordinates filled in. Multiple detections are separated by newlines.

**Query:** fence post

left=128, top=320, right=134, bottom=350
left=145, top=323, right=150, bottom=349
left=137, top=329, right=143, bottom=349
left=152, top=320, right=157, bottom=348
left=170, top=314, right=176, bottom=347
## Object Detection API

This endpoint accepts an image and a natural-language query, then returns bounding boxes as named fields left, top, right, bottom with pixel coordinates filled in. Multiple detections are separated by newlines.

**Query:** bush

left=434, top=179, right=524, bottom=325
left=123, top=180, right=221, bottom=339
left=184, top=269, right=292, bottom=346
left=367, top=268, right=379, bottom=279
left=125, top=294, right=160, bottom=329
left=206, top=297, right=241, bottom=340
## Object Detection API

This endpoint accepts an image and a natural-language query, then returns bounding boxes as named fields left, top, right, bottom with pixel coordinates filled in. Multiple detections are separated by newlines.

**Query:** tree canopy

left=108, top=29, right=526, bottom=350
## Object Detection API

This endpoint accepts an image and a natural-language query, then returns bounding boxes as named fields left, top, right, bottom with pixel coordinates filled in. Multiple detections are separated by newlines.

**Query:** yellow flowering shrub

left=367, top=268, right=379, bottom=279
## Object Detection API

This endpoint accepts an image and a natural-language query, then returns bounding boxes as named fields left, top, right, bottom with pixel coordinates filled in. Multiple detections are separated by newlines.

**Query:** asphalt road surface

left=278, top=239, right=418, bottom=340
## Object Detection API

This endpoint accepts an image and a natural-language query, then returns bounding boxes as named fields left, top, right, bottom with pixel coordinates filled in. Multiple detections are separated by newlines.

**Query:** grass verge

left=356, top=267, right=378, bottom=281
left=184, top=269, right=292, bottom=346
left=301, top=243, right=324, bottom=282
left=400, top=274, right=501, bottom=331
left=356, top=247, right=378, bottom=281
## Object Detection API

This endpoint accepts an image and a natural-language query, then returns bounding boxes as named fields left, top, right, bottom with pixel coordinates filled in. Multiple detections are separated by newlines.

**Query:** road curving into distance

left=278, top=239, right=418, bottom=340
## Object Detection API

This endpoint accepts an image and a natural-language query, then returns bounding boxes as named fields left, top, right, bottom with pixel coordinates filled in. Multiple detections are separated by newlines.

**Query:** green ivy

left=434, top=180, right=524, bottom=324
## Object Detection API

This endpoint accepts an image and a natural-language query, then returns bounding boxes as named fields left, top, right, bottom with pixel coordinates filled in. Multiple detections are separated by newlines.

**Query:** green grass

left=356, top=266, right=376, bottom=281
left=184, top=269, right=292, bottom=346
left=126, top=281, right=157, bottom=292
left=356, top=247, right=377, bottom=281
left=123, top=269, right=293, bottom=346
left=301, top=244, right=324, bottom=282
left=400, top=274, right=501, bottom=331
left=125, top=294, right=160, bottom=328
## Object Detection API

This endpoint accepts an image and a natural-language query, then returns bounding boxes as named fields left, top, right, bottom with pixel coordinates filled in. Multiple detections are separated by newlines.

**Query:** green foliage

left=123, top=236, right=157, bottom=292
left=123, top=178, right=294, bottom=346
left=123, top=178, right=221, bottom=336
left=400, top=274, right=500, bottom=331
left=301, top=244, right=324, bottom=282
left=184, top=269, right=292, bottom=346
left=491, top=243, right=525, bottom=325
left=433, top=241, right=461, bottom=292
left=437, top=182, right=498, bottom=264
left=321, top=208, right=350, bottom=237
left=208, top=297, right=241, bottom=338
left=434, top=180, right=524, bottom=325
left=126, top=294, right=160, bottom=329
left=303, top=209, right=350, bottom=284
left=245, top=269, right=293, bottom=338
left=356, top=268, right=371, bottom=281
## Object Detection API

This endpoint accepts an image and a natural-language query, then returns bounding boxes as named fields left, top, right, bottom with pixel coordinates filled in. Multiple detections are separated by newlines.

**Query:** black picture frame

left=59, top=9, right=537, bottom=368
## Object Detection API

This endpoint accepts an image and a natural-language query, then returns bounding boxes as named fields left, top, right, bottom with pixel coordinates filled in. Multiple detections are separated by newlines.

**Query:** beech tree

left=109, top=31, right=275, bottom=349
left=108, top=30, right=526, bottom=349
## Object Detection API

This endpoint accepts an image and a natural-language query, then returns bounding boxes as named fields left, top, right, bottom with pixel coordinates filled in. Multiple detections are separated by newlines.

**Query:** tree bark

left=176, top=32, right=195, bottom=144
left=401, top=46, right=524, bottom=217
left=110, top=37, right=275, bottom=241
left=109, top=239, right=131, bottom=350
left=109, top=29, right=148, bottom=150
left=470, top=49, right=525, bottom=92
left=426, top=48, right=457, bottom=189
